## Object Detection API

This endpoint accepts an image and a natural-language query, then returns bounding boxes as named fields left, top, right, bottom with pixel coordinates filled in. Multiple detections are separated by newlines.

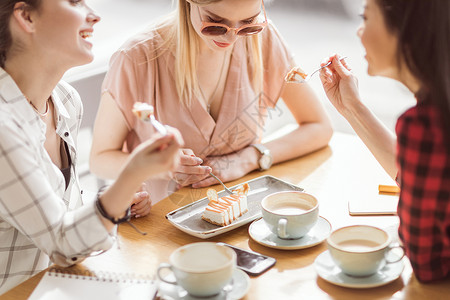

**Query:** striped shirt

left=0, top=68, right=115, bottom=294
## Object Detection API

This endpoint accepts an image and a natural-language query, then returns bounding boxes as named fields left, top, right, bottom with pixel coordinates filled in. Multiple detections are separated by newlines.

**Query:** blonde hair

left=161, top=0, right=264, bottom=105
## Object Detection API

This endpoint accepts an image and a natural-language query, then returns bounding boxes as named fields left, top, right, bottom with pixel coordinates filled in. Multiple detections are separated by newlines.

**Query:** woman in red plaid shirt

left=319, top=0, right=449, bottom=282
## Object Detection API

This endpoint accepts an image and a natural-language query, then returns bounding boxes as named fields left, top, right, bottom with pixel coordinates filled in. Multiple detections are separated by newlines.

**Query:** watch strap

left=250, top=143, right=272, bottom=170
left=250, top=143, right=268, bottom=155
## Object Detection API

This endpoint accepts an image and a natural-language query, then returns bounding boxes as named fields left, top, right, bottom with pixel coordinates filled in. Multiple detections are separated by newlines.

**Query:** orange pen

left=378, top=184, right=400, bottom=194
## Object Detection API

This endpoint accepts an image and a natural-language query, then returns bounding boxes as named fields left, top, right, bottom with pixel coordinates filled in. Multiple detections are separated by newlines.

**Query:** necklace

left=26, top=96, right=50, bottom=117
left=198, top=52, right=228, bottom=114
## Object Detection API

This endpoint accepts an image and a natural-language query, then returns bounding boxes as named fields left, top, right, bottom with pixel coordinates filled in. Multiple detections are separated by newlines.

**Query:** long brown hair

left=0, top=0, right=42, bottom=68
left=376, top=0, right=450, bottom=144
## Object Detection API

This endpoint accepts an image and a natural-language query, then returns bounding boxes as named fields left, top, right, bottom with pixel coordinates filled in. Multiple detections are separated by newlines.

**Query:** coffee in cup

left=327, top=225, right=404, bottom=277
left=157, top=242, right=236, bottom=297
left=261, top=191, right=319, bottom=239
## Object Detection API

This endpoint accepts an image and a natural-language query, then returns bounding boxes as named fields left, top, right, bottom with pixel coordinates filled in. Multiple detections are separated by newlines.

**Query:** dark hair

left=375, top=0, right=450, bottom=144
left=0, top=0, right=41, bottom=68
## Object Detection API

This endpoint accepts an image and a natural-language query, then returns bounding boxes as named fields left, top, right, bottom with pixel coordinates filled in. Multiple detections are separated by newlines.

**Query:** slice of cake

left=132, top=102, right=154, bottom=121
left=285, top=66, right=308, bottom=83
left=202, top=183, right=250, bottom=226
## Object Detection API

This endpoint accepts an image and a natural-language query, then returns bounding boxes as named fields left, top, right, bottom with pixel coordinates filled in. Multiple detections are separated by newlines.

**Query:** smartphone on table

left=217, top=243, right=276, bottom=276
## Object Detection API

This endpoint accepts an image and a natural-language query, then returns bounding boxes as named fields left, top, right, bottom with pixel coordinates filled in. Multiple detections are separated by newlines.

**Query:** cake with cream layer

left=202, top=183, right=249, bottom=226
left=285, top=66, right=308, bottom=83
left=132, top=102, right=154, bottom=121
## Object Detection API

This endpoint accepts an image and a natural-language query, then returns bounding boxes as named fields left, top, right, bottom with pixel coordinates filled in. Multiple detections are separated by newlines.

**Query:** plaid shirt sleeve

left=0, top=114, right=115, bottom=263
left=396, top=103, right=450, bottom=282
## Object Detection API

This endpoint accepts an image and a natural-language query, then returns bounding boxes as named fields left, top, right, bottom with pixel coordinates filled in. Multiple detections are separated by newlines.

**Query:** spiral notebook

left=29, top=268, right=157, bottom=300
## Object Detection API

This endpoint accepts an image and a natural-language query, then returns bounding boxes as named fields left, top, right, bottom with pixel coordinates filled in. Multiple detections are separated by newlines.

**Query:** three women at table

left=0, top=0, right=182, bottom=294
left=320, top=0, right=449, bottom=282
left=89, top=0, right=333, bottom=204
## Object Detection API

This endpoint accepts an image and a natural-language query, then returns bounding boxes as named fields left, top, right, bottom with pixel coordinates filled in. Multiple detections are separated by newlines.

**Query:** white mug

left=261, top=191, right=319, bottom=239
left=157, top=242, right=236, bottom=297
left=327, top=225, right=405, bottom=277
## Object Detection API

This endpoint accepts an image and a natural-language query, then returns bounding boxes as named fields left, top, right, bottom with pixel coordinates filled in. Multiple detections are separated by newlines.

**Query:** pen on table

left=378, top=184, right=400, bottom=194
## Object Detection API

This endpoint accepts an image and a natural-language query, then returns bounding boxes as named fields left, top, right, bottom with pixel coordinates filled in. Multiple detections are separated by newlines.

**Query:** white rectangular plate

left=165, top=175, right=304, bottom=239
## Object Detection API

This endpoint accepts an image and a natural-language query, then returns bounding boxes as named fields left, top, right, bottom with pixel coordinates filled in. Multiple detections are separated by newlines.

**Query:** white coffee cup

left=327, top=225, right=405, bottom=277
left=261, top=191, right=319, bottom=239
left=157, top=242, right=236, bottom=297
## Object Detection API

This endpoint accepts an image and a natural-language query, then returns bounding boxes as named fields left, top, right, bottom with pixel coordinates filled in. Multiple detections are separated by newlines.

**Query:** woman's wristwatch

left=250, top=144, right=273, bottom=171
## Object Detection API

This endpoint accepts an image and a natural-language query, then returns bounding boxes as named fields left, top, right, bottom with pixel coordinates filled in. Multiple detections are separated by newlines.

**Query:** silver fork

left=149, top=114, right=167, bottom=136
left=209, top=172, right=234, bottom=195
left=287, top=56, right=348, bottom=83
left=133, top=102, right=168, bottom=135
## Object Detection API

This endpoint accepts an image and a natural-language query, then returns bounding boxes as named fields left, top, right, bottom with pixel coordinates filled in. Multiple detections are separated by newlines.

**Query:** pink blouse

left=102, top=22, right=294, bottom=203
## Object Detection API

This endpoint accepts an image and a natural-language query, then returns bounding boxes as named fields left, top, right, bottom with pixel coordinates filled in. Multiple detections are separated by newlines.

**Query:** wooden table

left=4, top=132, right=449, bottom=299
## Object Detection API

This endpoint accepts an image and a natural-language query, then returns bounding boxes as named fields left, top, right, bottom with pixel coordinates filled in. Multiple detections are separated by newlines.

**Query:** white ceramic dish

left=157, top=268, right=250, bottom=300
left=165, top=175, right=304, bottom=239
left=314, top=250, right=404, bottom=288
left=248, top=217, right=331, bottom=250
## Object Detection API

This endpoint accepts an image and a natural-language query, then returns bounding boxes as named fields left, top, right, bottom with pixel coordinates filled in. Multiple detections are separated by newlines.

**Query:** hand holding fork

left=285, top=56, right=348, bottom=83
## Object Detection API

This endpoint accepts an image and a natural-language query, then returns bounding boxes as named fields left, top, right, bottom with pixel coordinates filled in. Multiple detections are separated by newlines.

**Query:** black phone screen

left=235, top=247, right=267, bottom=269
left=218, top=243, right=276, bottom=276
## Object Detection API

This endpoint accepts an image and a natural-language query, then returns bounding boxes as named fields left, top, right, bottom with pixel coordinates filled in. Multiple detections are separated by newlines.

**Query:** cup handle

left=157, top=263, right=177, bottom=285
left=277, top=218, right=288, bottom=239
left=385, top=244, right=405, bottom=264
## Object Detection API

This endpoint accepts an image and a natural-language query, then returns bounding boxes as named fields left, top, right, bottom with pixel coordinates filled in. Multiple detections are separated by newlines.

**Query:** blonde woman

left=90, top=0, right=332, bottom=205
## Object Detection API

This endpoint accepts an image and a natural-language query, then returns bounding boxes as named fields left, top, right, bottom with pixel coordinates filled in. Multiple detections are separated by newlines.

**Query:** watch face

left=260, top=154, right=273, bottom=170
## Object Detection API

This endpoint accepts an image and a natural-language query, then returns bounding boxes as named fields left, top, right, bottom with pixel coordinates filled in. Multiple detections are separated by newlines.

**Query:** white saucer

left=248, top=216, right=331, bottom=250
left=157, top=268, right=250, bottom=300
left=314, top=250, right=404, bottom=289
